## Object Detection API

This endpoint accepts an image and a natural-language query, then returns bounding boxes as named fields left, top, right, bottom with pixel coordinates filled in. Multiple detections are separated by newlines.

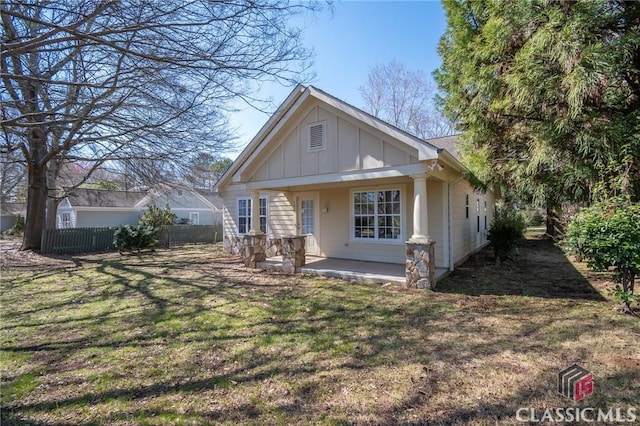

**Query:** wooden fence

left=41, top=224, right=223, bottom=254
left=41, top=227, right=116, bottom=254
left=157, top=224, right=223, bottom=247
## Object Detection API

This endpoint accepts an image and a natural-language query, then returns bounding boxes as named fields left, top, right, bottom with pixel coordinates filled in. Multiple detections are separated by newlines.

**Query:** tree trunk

left=22, top=161, right=48, bottom=251
left=45, top=161, right=60, bottom=229
left=545, top=205, right=563, bottom=239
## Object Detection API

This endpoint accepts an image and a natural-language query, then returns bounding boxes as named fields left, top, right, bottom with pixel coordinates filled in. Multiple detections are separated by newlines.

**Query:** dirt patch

left=439, top=237, right=610, bottom=301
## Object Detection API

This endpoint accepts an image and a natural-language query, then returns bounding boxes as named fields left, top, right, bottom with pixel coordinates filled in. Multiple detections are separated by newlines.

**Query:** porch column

left=410, top=174, right=430, bottom=242
left=406, top=174, right=436, bottom=289
left=249, top=190, right=262, bottom=235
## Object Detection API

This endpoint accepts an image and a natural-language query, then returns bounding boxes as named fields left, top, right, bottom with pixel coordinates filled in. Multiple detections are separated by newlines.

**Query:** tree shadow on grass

left=3, top=244, right=635, bottom=425
left=437, top=238, right=606, bottom=301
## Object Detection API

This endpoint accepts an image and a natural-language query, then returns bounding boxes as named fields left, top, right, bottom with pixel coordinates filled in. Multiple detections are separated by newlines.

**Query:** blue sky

left=227, top=0, right=448, bottom=158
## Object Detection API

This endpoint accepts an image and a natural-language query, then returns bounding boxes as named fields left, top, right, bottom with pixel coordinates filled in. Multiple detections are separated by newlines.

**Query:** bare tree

left=0, top=147, right=26, bottom=204
left=359, top=60, right=453, bottom=139
left=1, top=0, right=319, bottom=250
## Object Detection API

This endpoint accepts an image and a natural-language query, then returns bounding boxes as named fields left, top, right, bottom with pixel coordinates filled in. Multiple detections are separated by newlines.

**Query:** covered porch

left=259, top=255, right=450, bottom=286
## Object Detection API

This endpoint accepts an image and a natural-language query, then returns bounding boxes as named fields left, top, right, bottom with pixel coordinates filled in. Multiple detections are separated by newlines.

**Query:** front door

left=297, top=192, right=320, bottom=256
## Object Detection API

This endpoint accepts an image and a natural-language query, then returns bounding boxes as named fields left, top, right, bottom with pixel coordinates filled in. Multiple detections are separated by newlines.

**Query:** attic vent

left=308, top=121, right=326, bottom=151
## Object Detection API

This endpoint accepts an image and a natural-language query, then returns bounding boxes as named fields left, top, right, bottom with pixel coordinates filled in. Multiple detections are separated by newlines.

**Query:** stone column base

left=242, top=234, right=266, bottom=268
left=281, top=235, right=306, bottom=274
left=406, top=240, right=436, bottom=289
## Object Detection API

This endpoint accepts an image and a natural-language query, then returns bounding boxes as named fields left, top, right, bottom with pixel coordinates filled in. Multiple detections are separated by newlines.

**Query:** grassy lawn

left=1, top=238, right=639, bottom=425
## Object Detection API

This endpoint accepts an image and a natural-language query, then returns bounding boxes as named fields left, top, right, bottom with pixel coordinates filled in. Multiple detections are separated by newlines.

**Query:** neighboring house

left=56, top=186, right=223, bottom=228
left=215, top=85, right=495, bottom=273
left=1, top=202, right=26, bottom=232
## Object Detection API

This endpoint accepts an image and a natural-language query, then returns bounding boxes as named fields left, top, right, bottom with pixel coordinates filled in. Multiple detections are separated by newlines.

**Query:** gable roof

left=194, top=189, right=224, bottom=209
left=429, top=134, right=461, bottom=160
left=65, top=188, right=147, bottom=208
left=216, top=85, right=461, bottom=191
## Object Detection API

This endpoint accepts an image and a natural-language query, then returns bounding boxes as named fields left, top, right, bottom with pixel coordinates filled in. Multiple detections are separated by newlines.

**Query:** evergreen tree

left=435, top=0, right=640, bottom=227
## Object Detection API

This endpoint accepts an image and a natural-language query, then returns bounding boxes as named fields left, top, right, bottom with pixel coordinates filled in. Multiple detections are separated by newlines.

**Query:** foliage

left=565, top=198, right=640, bottom=305
left=4, top=215, right=25, bottom=236
left=487, top=204, right=526, bottom=264
left=113, top=225, right=157, bottom=252
left=139, top=205, right=176, bottom=230
left=435, top=0, right=640, bottom=210
left=360, top=60, right=453, bottom=139
left=1, top=1, right=320, bottom=250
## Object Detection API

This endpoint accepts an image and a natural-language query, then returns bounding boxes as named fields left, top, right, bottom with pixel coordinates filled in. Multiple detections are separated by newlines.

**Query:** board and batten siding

left=243, top=101, right=420, bottom=184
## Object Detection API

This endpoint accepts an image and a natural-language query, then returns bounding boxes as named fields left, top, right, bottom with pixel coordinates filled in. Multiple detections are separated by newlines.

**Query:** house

left=56, top=186, right=223, bottom=228
left=1, top=202, right=26, bottom=232
left=215, top=85, right=495, bottom=288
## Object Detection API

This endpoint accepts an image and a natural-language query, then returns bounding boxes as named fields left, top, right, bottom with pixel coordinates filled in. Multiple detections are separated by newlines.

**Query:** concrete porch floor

left=258, top=256, right=449, bottom=286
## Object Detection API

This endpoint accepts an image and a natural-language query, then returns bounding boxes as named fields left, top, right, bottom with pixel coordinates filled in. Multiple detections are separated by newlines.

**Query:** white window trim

left=61, top=212, right=73, bottom=228
left=306, top=120, right=327, bottom=152
left=236, top=196, right=269, bottom=235
left=350, top=186, right=405, bottom=243
left=189, top=212, right=199, bottom=225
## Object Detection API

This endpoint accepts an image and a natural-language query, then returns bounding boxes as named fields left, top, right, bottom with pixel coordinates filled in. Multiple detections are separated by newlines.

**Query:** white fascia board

left=308, top=87, right=440, bottom=160
left=215, top=85, right=308, bottom=191
left=245, top=163, right=428, bottom=190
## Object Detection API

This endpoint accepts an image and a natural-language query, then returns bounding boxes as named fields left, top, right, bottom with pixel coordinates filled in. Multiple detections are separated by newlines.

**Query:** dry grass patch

left=1, top=238, right=639, bottom=425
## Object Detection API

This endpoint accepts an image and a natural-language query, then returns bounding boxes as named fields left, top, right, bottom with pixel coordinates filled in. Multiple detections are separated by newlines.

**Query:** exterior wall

left=318, top=185, right=408, bottom=265
left=222, top=186, right=295, bottom=240
left=1, top=215, right=17, bottom=232
left=451, top=180, right=494, bottom=265
left=171, top=209, right=222, bottom=225
left=76, top=211, right=140, bottom=228
left=426, top=180, right=446, bottom=267
left=243, top=101, right=420, bottom=183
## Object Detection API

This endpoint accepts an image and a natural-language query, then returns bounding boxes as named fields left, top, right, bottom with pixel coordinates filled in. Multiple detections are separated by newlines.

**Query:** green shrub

left=487, top=205, right=526, bottom=265
left=113, top=225, right=157, bottom=252
left=139, top=204, right=176, bottom=230
left=566, top=197, right=640, bottom=311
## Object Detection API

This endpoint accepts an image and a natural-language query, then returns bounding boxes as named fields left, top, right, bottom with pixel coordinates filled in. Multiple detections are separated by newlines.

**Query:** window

left=477, top=197, right=481, bottom=232
left=301, top=200, right=314, bottom=234
left=237, top=197, right=267, bottom=234
left=484, top=200, right=487, bottom=230
left=189, top=212, right=199, bottom=225
left=61, top=212, right=72, bottom=228
left=465, top=194, right=469, bottom=219
left=353, top=189, right=401, bottom=241
left=307, top=121, right=326, bottom=151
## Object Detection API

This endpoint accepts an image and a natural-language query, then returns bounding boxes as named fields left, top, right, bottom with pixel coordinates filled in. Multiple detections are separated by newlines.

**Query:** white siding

left=427, top=180, right=446, bottom=267
left=451, top=180, right=492, bottom=265
left=222, top=186, right=295, bottom=239
left=318, top=185, right=409, bottom=265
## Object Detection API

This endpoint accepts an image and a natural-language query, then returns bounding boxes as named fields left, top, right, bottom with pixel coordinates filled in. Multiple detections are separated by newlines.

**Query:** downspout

left=448, top=176, right=465, bottom=271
